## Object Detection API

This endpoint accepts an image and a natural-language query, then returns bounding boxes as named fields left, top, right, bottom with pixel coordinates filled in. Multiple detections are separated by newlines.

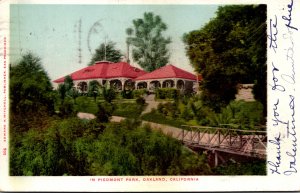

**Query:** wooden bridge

left=176, top=125, right=267, bottom=166
left=112, top=117, right=267, bottom=167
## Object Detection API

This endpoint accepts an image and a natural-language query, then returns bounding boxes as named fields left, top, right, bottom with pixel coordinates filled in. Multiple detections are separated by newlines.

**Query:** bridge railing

left=178, top=125, right=267, bottom=159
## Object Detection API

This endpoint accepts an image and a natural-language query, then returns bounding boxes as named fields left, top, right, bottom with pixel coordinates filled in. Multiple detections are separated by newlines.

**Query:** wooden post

left=240, top=135, right=243, bottom=149
left=218, top=129, right=221, bottom=146
left=214, top=151, right=218, bottom=167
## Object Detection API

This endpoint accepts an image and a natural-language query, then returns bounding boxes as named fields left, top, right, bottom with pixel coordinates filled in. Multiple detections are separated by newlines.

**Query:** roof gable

left=135, top=64, right=197, bottom=81
left=53, top=62, right=146, bottom=83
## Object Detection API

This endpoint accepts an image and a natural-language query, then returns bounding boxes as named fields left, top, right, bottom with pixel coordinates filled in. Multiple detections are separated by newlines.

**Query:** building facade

left=53, top=61, right=201, bottom=93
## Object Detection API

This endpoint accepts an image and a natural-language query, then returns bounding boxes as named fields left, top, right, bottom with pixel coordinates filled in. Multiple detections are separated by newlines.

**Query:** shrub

left=207, top=100, right=265, bottom=129
left=74, top=96, right=98, bottom=114
left=97, top=102, right=114, bottom=123
left=141, top=110, right=186, bottom=128
left=180, top=107, right=194, bottom=121
left=213, top=160, right=266, bottom=175
left=136, top=97, right=145, bottom=106
left=132, top=89, right=147, bottom=98
left=88, top=80, right=100, bottom=101
left=121, top=90, right=133, bottom=99
left=59, top=98, right=77, bottom=117
left=113, top=102, right=144, bottom=119
left=155, top=88, right=179, bottom=100
left=157, top=102, right=180, bottom=118
left=102, top=87, right=116, bottom=103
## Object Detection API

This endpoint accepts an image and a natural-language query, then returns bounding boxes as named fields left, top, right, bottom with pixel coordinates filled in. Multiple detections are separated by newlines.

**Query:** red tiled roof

left=135, top=64, right=199, bottom=81
left=53, top=61, right=147, bottom=83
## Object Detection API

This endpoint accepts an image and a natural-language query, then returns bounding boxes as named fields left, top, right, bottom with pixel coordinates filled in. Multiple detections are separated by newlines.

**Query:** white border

left=1, top=0, right=300, bottom=191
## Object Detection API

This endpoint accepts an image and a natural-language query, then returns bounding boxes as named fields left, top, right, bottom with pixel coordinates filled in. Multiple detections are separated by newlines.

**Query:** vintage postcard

left=0, top=0, right=299, bottom=191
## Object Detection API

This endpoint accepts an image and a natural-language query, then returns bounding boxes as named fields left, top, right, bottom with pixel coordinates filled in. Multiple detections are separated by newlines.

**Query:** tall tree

left=183, top=5, right=267, bottom=112
left=58, top=83, right=67, bottom=103
left=88, top=41, right=123, bottom=66
left=125, top=28, right=134, bottom=63
left=10, top=53, right=55, bottom=127
left=64, top=75, right=74, bottom=91
left=128, top=12, right=171, bottom=72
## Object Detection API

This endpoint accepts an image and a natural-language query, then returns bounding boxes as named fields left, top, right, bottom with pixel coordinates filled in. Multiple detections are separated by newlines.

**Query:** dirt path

left=142, top=94, right=165, bottom=115
left=141, top=120, right=183, bottom=139
left=110, top=115, right=182, bottom=139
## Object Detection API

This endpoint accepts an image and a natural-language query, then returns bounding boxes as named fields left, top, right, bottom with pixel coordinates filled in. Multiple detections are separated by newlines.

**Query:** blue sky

left=10, top=4, right=219, bottom=81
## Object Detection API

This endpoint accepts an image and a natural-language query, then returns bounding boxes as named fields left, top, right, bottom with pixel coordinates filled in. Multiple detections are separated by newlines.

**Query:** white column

left=134, top=81, right=137, bottom=89
left=121, top=79, right=126, bottom=90
left=98, top=79, right=102, bottom=86
left=159, top=80, right=164, bottom=88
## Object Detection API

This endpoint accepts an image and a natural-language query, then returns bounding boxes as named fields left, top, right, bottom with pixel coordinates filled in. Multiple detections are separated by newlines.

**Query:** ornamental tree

left=127, top=12, right=171, bottom=72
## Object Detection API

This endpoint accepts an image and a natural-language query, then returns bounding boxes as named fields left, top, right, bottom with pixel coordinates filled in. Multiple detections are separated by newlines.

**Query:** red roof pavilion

left=53, top=61, right=147, bottom=83
left=135, top=64, right=199, bottom=81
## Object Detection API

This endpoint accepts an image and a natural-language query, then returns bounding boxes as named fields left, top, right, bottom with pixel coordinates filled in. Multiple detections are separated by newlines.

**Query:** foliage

left=253, top=69, right=267, bottom=116
left=88, top=41, right=123, bottom=65
left=213, top=160, right=266, bottom=175
left=101, top=84, right=116, bottom=103
left=57, top=76, right=78, bottom=106
left=112, top=102, right=145, bottom=119
left=59, top=97, right=77, bottom=117
left=179, top=97, right=213, bottom=126
left=121, top=90, right=133, bottom=99
left=96, top=102, right=114, bottom=122
left=125, top=27, right=134, bottom=63
left=64, top=75, right=74, bottom=91
left=69, top=88, right=79, bottom=103
left=132, top=89, right=147, bottom=98
left=141, top=110, right=186, bottom=129
left=10, top=118, right=105, bottom=176
left=157, top=102, right=180, bottom=118
left=88, top=80, right=100, bottom=102
left=74, top=96, right=99, bottom=114
left=10, top=117, right=212, bottom=176
left=56, top=84, right=78, bottom=117
left=183, top=5, right=267, bottom=112
left=142, top=95, right=264, bottom=130
left=208, top=100, right=264, bottom=129
left=127, top=12, right=171, bottom=71
left=10, top=53, right=55, bottom=129
left=88, top=121, right=211, bottom=175
left=135, top=97, right=145, bottom=106
left=57, top=84, right=67, bottom=102
left=155, top=88, right=179, bottom=100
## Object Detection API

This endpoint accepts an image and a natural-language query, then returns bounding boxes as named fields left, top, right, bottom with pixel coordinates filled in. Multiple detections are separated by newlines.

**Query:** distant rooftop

left=135, top=64, right=199, bottom=81
left=53, top=61, right=147, bottom=83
